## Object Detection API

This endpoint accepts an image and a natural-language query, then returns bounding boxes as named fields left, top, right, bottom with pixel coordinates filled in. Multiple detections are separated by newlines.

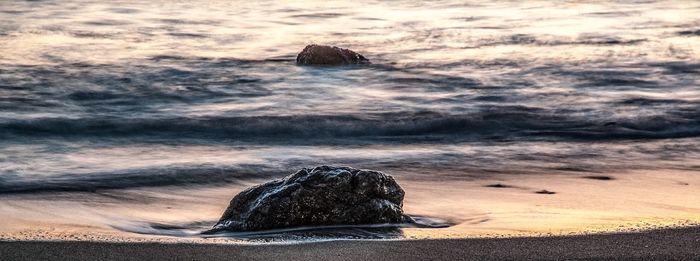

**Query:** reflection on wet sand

left=1, top=169, right=698, bottom=242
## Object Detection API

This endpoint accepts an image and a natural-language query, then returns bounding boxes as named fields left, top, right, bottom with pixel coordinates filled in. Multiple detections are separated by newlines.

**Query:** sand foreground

left=1, top=226, right=699, bottom=261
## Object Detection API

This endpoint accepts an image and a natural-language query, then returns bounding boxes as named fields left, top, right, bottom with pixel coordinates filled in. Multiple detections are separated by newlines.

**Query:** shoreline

left=1, top=169, right=699, bottom=243
left=2, top=226, right=699, bottom=260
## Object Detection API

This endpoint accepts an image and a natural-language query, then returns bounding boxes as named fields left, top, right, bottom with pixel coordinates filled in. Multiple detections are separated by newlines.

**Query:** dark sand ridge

left=1, top=226, right=699, bottom=261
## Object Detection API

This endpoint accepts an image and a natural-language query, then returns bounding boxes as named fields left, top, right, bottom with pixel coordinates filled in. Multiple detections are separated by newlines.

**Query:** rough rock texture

left=296, top=44, right=370, bottom=65
left=212, top=166, right=409, bottom=232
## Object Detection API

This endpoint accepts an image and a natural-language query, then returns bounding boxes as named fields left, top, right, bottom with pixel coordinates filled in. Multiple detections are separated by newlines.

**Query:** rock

left=296, top=44, right=370, bottom=65
left=212, top=166, right=410, bottom=232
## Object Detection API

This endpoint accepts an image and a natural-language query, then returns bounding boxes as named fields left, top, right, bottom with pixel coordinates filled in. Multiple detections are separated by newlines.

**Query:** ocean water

left=1, top=0, right=699, bottom=240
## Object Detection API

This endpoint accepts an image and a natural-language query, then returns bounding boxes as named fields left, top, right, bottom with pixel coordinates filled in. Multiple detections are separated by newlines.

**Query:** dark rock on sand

left=535, top=190, right=556, bottom=194
left=583, top=175, right=615, bottom=181
left=296, top=44, right=370, bottom=65
left=485, top=183, right=513, bottom=188
left=212, top=166, right=410, bottom=232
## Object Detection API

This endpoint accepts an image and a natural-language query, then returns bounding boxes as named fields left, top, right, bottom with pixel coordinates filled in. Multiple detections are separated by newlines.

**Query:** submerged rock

left=296, top=44, right=370, bottom=65
left=212, top=166, right=410, bottom=232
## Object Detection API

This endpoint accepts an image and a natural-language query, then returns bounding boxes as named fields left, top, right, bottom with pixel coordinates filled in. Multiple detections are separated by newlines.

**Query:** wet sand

left=1, top=169, right=699, bottom=242
left=2, top=1, right=699, bottom=259
left=2, top=226, right=699, bottom=261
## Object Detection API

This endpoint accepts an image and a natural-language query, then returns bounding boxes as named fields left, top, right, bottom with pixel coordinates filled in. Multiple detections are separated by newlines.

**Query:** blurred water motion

left=0, top=0, right=699, bottom=240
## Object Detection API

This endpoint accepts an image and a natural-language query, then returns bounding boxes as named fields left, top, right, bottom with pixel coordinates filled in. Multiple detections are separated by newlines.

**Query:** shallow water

left=1, top=0, right=699, bottom=241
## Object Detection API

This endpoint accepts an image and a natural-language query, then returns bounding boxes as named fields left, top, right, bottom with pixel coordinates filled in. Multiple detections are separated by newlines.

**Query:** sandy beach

left=2, top=0, right=700, bottom=259
left=2, top=169, right=699, bottom=242
left=2, top=226, right=699, bottom=260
